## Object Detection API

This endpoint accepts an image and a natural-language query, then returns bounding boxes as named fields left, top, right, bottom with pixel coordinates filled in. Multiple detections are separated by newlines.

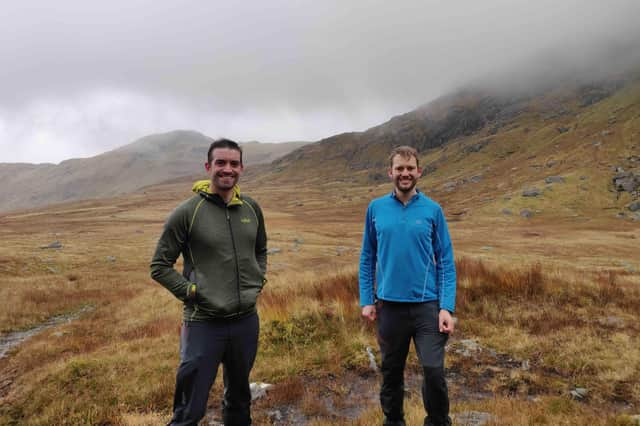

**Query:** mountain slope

left=0, top=131, right=307, bottom=213
left=264, top=72, right=639, bottom=220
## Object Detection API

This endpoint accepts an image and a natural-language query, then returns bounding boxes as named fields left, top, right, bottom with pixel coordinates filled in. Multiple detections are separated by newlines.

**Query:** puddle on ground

left=0, top=305, right=94, bottom=359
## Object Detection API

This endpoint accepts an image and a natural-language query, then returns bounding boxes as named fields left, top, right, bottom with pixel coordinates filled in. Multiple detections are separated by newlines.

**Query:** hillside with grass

left=269, top=71, right=640, bottom=222
left=0, top=70, right=639, bottom=425
left=0, top=131, right=307, bottom=214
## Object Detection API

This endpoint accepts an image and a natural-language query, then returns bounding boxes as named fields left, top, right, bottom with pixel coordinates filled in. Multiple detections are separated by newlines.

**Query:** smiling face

left=205, top=147, right=243, bottom=195
left=388, top=153, right=422, bottom=196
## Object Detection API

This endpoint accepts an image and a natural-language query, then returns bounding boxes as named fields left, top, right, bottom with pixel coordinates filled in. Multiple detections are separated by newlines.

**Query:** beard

left=212, top=173, right=238, bottom=191
left=394, top=176, right=417, bottom=193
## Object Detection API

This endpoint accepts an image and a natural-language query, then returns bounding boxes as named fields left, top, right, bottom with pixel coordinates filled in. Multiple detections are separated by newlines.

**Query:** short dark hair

left=388, top=145, right=419, bottom=168
left=207, top=138, right=243, bottom=165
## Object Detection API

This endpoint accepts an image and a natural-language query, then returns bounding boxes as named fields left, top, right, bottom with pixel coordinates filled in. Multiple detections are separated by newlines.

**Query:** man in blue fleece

left=359, top=146, right=456, bottom=426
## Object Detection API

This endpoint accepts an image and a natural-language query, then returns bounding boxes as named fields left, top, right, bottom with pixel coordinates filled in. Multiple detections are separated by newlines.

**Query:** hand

left=439, top=309, right=454, bottom=334
left=362, top=305, right=377, bottom=322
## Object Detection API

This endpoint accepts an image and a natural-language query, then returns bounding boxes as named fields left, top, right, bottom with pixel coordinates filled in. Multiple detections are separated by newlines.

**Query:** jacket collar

left=192, top=179, right=243, bottom=207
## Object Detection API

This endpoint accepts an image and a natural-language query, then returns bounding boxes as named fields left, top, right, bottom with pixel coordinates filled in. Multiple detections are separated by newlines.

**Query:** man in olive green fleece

left=150, top=138, right=267, bottom=426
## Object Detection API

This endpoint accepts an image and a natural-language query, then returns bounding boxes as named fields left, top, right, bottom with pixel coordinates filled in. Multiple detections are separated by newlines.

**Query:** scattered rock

left=570, top=387, right=589, bottom=400
left=267, top=410, right=283, bottom=422
left=105, top=256, right=117, bottom=263
left=601, top=130, right=612, bottom=137
left=591, top=140, right=602, bottom=147
left=580, top=176, right=588, bottom=180
left=267, top=248, right=282, bottom=255
left=40, top=241, right=62, bottom=249
left=545, top=176, right=565, bottom=184
left=469, top=175, right=483, bottom=183
left=621, top=262, right=638, bottom=273
left=522, top=188, right=541, bottom=197
left=557, top=127, right=570, bottom=133
left=442, top=181, right=458, bottom=192
left=615, top=212, right=626, bottom=219
left=454, top=339, right=483, bottom=357
left=628, top=202, right=640, bottom=212
left=520, top=209, right=533, bottom=218
left=481, top=246, right=493, bottom=251
left=335, top=246, right=348, bottom=256
left=464, top=139, right=491, bottom=153
left=45, top=266, right=59, bottom=274
left=249, top=382, right=272, bottom=401
left=613, top=171, right=639, bottom=193
left=366, top=346, right=378, bottom=372
left=501, top=209, right=512, bottom=215
left=546, top=160, right=558, bottom=168
left=293, top=238, right=305, bottom=245
left=521, top=360, right=530, bottom=371
left=599, top=316, right=625, bottom=328
left=453, top=411, right=496, bottom=426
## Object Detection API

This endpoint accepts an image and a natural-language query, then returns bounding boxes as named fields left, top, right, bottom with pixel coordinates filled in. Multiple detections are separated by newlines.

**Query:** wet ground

left=202, top=336, right=545, bottom=425
left=0, top=305, right=94, bottom=360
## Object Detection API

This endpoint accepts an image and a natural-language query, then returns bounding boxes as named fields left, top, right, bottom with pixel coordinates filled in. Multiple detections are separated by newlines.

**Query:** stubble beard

left=213, top=173, right=238, bottom=191
left=395, top=177, right=416, bottom=194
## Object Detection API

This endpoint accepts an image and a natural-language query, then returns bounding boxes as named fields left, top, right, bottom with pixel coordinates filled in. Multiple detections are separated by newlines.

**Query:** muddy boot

left=424, top=415, right=452, bottom=426
left=383, top=417, right=406, bottom=426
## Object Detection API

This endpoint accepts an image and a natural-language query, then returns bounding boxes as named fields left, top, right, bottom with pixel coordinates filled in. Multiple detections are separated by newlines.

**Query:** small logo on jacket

left=241, top=217, right=251, bottom=224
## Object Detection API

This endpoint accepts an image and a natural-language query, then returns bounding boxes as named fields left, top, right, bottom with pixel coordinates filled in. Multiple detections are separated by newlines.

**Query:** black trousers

left=169, top=313, right=259, bottom=426
left=377, top=301, right=450, bottom=426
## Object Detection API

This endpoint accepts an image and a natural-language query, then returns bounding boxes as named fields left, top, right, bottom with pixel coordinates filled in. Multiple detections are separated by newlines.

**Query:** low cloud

left=1, top=0, right=639, bottom=162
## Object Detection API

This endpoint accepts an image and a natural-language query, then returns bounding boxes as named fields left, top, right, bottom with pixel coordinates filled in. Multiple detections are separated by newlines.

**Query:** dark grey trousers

left=169, top=313, right=259, bottom=426
left=377, top=301, right=450, bottom=426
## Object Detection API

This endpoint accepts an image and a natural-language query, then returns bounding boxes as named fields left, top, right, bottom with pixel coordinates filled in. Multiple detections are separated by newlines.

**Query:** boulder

left=520, top=209, right=533, bottom=218
left=570, top=387, right=589, bottom=400
left=41, top=241, right=62, bottom=249
left=613, top=171, right=639, bottom=193
left=522, top=188, right=541, bottom=197
left=249, top=382, right=272, bottom=401
left=545, top=176, right=565, bottom=184
left=464, top=139, right=491, bottom=153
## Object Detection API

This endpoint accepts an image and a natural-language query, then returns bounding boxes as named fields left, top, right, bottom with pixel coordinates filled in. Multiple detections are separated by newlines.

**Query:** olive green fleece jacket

left=150, top=181, right=267, bottom=321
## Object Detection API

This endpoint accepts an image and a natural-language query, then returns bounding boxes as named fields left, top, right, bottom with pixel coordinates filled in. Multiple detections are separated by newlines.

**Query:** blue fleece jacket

left=358, top=190, right=456, bottom=312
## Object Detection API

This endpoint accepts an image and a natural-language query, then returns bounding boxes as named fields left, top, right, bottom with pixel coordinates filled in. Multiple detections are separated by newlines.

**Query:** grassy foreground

left=0, top=179, right=639, bottom=425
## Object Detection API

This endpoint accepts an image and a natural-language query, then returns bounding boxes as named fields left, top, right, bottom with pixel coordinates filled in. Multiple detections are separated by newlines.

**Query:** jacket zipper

left=226, top=207, right=242, bottom=314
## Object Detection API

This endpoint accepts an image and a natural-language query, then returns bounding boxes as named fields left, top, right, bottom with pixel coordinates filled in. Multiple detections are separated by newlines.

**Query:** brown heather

left=2, top=78, right=640, bottom=424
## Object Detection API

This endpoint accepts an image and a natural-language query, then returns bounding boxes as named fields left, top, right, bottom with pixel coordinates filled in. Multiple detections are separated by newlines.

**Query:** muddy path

left=0, top=305, right=94, bottom=360
left=203, top=336, right=561, bottom=425
left=0, top=305, right=95, bottom=399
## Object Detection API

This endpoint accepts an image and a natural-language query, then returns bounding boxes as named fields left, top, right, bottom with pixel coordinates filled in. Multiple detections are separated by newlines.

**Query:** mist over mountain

left=270, top=66, right=639, bottom=177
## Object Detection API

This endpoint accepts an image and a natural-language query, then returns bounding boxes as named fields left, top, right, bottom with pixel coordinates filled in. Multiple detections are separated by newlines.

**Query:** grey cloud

left=1, top=0, right=639, bottom=162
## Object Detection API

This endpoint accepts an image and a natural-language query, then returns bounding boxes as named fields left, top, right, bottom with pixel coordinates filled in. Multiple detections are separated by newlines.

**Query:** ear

left=387, top=167, right=393, bottom=179
left=204, top=162, right=211, bottom=172
left=417, top=167, right=423, bottom=177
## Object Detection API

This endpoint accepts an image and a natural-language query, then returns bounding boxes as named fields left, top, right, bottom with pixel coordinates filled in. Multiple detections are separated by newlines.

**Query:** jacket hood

left=192, top=180, right=243, bottom=206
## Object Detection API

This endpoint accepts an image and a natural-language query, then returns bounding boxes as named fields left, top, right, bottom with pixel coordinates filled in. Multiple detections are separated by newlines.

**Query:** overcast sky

left=1, top=0, right=639, bottom=164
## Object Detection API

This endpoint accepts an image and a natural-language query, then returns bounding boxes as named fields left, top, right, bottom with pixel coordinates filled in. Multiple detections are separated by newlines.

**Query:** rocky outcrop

left=613, top=170, right=639, bottom=195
